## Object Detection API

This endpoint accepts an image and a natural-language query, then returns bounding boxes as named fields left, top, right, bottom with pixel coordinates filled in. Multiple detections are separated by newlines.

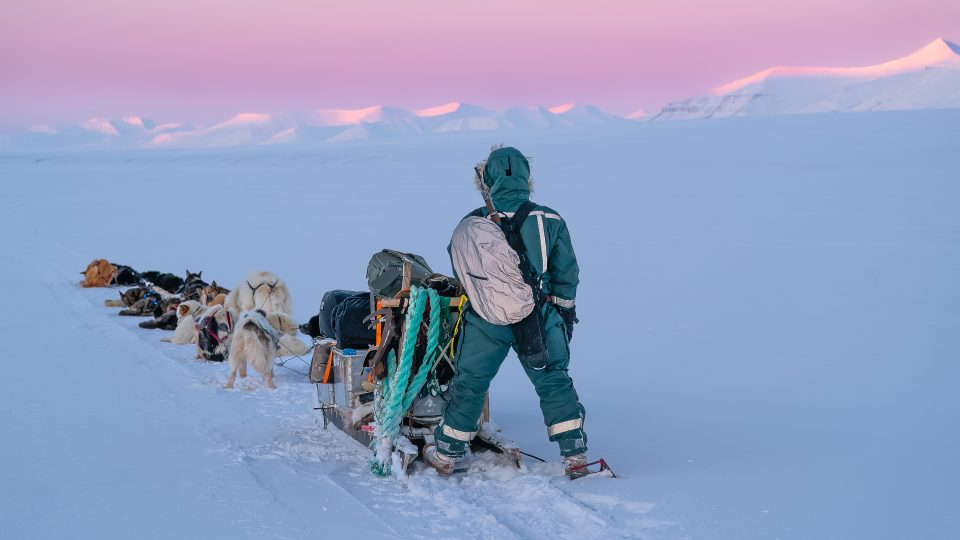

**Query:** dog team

left=83, top=259, right=309, bottom=390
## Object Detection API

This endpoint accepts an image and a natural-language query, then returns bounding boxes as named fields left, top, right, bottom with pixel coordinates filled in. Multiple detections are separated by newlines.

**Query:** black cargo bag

left=318, top=289, right=363, bottom=339
left=332, top=292, right=376, bottom=349
left=366, top=249, right=434, bottom=298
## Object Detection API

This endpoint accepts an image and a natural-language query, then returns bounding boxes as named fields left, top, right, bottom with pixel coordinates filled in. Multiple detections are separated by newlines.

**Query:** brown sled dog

left=200, top=281, right=230, bottom=305
left=80, top=259, right=117, bottom=288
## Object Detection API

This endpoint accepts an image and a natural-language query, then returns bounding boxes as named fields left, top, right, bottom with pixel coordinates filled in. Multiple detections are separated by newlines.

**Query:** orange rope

left=321, top=346, right=335, bottom=384
left=375, top=299, right=382, bottom=346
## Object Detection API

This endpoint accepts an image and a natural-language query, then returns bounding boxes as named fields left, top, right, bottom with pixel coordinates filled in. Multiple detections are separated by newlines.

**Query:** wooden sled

left=312, top=261, right=522, bottom=474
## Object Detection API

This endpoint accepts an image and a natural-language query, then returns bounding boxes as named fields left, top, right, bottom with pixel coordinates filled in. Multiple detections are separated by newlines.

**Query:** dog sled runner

left=311, top=258, right=522, bottom=477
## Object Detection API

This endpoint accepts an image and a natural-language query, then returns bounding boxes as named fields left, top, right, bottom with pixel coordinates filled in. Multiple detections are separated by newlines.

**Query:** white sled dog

left=162, top=300, right=205, bottom=344
left=225, top=271, right=293, bottom=316
left=225, top=309, right=300, bottom=389
left=224, top=271, right=308, bottom=356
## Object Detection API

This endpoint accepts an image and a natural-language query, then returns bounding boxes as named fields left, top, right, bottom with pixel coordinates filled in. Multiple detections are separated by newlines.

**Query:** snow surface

left=1, top=110, right=959, bottom=539
left=656, top=38, right=960, bottom=120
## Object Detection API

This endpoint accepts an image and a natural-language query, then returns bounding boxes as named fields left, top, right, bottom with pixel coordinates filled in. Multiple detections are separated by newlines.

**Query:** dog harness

left=247, top=280, right=279, bottom=297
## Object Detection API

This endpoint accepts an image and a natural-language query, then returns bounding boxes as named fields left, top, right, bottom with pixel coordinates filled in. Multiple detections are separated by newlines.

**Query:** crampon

left=567, top=458, right=616, bottom=480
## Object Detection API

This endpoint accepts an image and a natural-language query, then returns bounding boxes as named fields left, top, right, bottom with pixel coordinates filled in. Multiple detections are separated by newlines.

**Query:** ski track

left=4, top=238, right=667, bottom=540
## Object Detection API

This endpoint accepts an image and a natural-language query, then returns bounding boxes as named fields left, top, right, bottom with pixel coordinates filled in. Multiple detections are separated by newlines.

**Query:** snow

left=711, top=38, right=960, bottom=96
left=416, top=102, right=465, bottom=117
left=548, top=103, right=577, bottom=114
left=657, top=38, right=960, bottom=120
left=1, top=109, right=958, bottom=539
left=80, top=118, right=120, bottom=136
left=296, top=105, right=403, bottom=126
left=1, top=103, right=624, bottom=150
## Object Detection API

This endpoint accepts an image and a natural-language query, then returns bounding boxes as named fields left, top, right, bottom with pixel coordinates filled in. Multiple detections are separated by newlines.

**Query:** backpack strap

left=499, top=200, right=545, bottom=301
left=467, top=201, right=537, bottom=223
left=509, top=200, right=538, bottom=228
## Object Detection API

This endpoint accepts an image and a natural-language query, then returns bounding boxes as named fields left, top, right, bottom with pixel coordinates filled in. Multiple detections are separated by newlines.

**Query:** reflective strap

left=547, top=417, right=583, bottom=437
left=503, top=210, right=561, bottom=220
left=442, top=423, right=476, bottom=442
left=550, top=296, right=575, bottom=309
left=537, top=213, right=548, bottom=272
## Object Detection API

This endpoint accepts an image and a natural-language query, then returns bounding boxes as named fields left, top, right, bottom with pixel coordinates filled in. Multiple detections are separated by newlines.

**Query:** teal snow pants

left=434, top=304, right=587, bottom=458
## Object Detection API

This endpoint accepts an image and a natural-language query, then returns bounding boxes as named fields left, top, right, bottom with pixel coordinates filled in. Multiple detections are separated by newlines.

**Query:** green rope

left=400, top=288, right=442, bottom=414
left=368, top=285, right=444, bottom=477
left=368, top=350, right=394, bottom=477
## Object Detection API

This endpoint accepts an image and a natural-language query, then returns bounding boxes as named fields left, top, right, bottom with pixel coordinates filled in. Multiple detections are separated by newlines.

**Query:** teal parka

left=436, top=147, right=587, bottom=460
left=456, top=146, right=580, bottom=307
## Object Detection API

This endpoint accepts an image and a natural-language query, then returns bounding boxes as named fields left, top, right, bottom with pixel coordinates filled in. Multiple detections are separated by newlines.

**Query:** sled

left=313, top=260, right=522, bottom=476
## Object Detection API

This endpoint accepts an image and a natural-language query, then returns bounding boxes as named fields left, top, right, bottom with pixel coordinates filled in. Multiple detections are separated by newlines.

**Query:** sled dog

left=177, top=270, right=208, bottom=301
left=225, top=310, right=299, bottom=389
left=199, top=281, right=230, bottom=305
left=225, top=271, right=293, bottom=317
left=195, top=304, right=233, bottom=362
left=119, top=293, right=179, bottom=318
left=139, top=310, right=179, bottom=330
left=80, top=259, right=116, bottom=288
left=141, top=271, right=184, bottom=293
left=104, top=287, right=149, bottom=308
left=162, top=301, right=205, bottom=344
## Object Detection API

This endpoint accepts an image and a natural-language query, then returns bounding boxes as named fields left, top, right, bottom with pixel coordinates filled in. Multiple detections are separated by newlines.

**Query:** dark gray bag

left=366, top=249, right=434, bottom=298
left=319, top=289, right=364, bottom=339
left=332, top=292, right=377, bottom=349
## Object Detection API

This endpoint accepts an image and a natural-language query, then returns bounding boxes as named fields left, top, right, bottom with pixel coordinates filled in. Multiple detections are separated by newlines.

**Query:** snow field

left=2, top=108, right=959, bottom=538
left=0, top=200, right=666, bottom=539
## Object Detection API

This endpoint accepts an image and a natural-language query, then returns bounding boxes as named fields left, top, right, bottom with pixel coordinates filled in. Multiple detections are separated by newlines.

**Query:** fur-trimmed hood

left=474, top=146, right=534, bottom=212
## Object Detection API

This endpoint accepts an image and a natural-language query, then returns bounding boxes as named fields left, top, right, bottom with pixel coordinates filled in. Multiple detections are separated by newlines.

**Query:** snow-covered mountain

left=2, top=116, right=196, bottom=149
left=2, top=102, right=624, bottom=150
left=655, top=38, right=960, bottom=120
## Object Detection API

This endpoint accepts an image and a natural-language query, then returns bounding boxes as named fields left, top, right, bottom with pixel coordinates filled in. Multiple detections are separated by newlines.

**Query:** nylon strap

left=321, top=347, right=334, bottom=384
left=448, top=295, right=468, bottom=359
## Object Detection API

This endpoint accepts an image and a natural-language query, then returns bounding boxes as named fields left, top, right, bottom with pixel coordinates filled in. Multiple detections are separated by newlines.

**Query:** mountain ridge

left=3, top=102, right=626, bottom=150
left=657, top=38, right=960, bottom=120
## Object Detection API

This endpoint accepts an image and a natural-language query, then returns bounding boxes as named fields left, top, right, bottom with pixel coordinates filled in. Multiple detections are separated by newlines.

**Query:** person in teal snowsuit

left=424, top=146, right=588, bottom=475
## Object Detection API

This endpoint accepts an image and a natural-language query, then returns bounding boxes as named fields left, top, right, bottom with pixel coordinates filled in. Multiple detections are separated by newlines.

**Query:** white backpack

left=450, top=216, right=535, bottom=325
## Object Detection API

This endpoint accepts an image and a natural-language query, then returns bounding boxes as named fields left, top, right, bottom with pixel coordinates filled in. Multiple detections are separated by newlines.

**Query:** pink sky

left=1, top=0, right=957, bottom=129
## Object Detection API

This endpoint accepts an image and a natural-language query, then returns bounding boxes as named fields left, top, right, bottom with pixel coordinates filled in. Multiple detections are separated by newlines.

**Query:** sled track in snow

left=11, top=240, right=668, bottom=539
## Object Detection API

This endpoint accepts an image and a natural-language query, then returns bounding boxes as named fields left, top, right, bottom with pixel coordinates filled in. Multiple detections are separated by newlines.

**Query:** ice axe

left=475, top=163, right=501, bottom=224
left=363, top=307, right=397, bottom=381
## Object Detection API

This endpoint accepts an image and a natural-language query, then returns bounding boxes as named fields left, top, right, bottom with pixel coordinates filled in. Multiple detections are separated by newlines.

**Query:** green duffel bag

left=366, top=249, right=434, bottom=298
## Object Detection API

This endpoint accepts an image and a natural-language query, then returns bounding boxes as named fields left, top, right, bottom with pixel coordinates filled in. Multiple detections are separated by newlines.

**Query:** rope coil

left=369, top=285, right=443, bottom=477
